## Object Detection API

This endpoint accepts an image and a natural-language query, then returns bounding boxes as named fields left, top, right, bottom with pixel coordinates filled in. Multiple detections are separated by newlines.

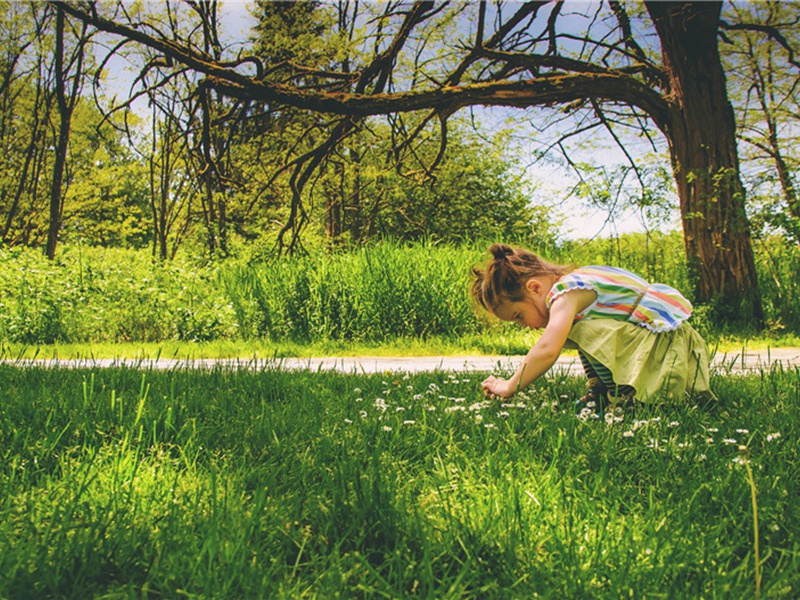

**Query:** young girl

left=471, top=243, right=713, bottom=404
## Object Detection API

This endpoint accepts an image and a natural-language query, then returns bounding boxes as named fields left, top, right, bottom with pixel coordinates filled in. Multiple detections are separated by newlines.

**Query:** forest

left=1, top=0, right=799, bottom=336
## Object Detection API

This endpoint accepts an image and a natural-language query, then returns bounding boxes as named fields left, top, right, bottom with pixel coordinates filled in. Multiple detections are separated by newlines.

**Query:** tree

left=47, top=3, right=91, bottom=259
left=58, top=0, right=780, bottom=325
left=721, top=1, right=800, bottom=243
left=0, top=2, right=55, bottom=247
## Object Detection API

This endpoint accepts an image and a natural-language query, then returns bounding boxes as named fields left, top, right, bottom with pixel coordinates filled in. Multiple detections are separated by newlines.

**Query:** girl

left=471, top=243, right=713, bottom=404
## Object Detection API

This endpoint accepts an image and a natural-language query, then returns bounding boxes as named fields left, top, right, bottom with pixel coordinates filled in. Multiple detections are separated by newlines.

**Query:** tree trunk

left=47, top=6, right=71, bottom=260
left=648, top=1, right=764, bottom=327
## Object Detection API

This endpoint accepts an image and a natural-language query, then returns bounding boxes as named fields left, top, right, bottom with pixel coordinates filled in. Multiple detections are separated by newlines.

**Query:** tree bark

left=647, top=1, right=763, bottom=326
left=47, top=5, right=85, bottom=260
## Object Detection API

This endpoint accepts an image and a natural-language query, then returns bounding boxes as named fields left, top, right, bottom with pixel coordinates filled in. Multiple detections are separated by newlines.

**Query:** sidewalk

left=5, top=348, right=800, bottom=374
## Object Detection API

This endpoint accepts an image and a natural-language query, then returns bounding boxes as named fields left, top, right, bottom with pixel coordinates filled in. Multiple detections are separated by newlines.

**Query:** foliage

left=222, top=240, right=484, bottom=342
left=0, top=364, right=797, bottom=597
left=1, top=234, right=799, bottom=346
left=0, top=246, right=236, bottom=344
left=722, top=0, right=800, bottom=243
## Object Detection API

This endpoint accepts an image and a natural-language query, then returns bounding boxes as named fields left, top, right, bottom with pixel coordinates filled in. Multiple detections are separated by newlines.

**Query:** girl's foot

left=580, top=377, right=606, bottom=404
left=606, top=388, right=636, bottom=411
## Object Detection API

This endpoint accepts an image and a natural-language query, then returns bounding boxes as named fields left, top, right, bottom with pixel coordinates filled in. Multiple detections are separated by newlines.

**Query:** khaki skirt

left=564, top=319, right=715, bottom=403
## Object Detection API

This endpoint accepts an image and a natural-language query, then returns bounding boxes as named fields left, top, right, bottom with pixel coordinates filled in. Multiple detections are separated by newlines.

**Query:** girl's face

left=493, top=278, right=549, bottom=329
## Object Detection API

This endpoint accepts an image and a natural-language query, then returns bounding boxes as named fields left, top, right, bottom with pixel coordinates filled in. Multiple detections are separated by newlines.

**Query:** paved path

left=3, top=348, right=800, bottom=374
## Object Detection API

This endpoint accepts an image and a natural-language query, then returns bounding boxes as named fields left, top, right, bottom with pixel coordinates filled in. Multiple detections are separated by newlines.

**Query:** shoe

left=606, top=389, right=636, bottom=411
left=580, top=377, right=606, bottom=404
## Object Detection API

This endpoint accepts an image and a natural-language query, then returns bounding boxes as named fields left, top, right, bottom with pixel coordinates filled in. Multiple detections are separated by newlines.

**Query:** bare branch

left=720, top=19, right=800, bottom=70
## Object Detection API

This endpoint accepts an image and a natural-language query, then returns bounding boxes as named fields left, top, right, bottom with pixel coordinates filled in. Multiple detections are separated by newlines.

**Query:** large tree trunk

left=648, top=2, right=763, bottom=327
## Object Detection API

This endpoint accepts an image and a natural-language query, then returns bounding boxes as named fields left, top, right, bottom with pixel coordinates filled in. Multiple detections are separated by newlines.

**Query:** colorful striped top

left=546, top=265, right=693, bottom=332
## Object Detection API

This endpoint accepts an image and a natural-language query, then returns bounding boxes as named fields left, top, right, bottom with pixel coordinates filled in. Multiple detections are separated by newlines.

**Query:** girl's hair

left=471, top=243, right=573, bottom=313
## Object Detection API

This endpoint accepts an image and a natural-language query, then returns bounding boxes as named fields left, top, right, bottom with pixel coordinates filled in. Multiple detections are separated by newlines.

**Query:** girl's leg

left=578, top=350, right=606, bottom=402
left=578, top=350, right=636, bottom=399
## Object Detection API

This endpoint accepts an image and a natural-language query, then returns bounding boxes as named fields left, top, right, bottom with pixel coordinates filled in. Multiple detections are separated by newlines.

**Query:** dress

left=546, top=266, right=714, bottom=402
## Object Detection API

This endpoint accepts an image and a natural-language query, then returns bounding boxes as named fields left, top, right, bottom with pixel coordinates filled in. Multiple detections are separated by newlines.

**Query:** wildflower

left=732, top=456, right=748, bottom=466
left=707, top=427, right=719, bottom=433
left=698, top=454, right=707, bottom=461
left=586, top=400, right=596, bottom=408
left=623, top=430, right=634, bottom=438
left=356, top=397, right=363, bottom=403
left=723, top=438, right=738, bottom=445
left=344, top=418, right=353, bottom=424
left=395, top=406, right=405, bottom=412
left=484, top=423, right=497, bottom=429
left=382, top=425, right=393, bottom=432
left=497, top=411, right=510, bottom=418
left=360, top=411, right=368, bottom=419
left=668, top=421, right=680, bottom=428
left=406, top=386, right=414, bottom=391
left=403, top=420, right=416, bottom=425
left=736, top=428, right=749, bottom=434
left=766, top=432, right=781, bottom=442
left=413, top=394, right=423, bottom=401
left=354, top=388, right=361, bottom=394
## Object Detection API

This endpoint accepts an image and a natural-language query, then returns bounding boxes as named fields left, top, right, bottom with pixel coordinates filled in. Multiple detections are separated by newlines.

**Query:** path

left=4, top=348, right=800, bottom=374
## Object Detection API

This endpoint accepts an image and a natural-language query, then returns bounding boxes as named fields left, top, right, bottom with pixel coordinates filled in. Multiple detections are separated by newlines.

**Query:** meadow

left=1, top=232, right=799, bottom=356
left=1, top=362, right=798, bottom=598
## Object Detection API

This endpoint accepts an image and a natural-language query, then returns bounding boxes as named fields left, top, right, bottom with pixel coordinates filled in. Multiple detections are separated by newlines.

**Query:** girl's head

left=471, top=244, right=573, bottom=317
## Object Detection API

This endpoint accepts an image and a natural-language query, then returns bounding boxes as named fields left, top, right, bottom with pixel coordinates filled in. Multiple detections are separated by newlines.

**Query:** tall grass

left=0, top=363, right=798, bottom=597
left=1, top=233, right=798, bottom=346
left=221, top=241, right=482, bottom=341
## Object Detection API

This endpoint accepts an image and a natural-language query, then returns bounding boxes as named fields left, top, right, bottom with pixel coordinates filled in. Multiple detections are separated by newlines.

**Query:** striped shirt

left=546, top=265, right=693, bottom=332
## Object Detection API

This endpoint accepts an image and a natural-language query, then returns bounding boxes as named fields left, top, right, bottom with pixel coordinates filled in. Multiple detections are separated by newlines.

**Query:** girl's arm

left=483, top=289, right=593, bottom=398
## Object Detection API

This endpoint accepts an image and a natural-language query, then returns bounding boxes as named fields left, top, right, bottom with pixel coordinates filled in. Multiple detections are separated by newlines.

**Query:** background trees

left=5, top=1, right=800, bottom=328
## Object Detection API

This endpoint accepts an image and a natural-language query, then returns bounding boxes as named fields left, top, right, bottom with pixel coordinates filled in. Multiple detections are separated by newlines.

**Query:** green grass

left=1, top=327, right=799, bottom=362
left=1, top=364, right=798, bottom=598
left=3, top=234, right=800, bottom=349
left=0, top=330, right=538, bottom=361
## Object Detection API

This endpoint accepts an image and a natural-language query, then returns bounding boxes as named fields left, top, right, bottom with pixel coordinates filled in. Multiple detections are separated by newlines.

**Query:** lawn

left=1, top=363, right=798, bottom=598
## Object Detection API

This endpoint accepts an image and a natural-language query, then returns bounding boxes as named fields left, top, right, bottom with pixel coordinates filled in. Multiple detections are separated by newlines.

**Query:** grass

left=0, top=331, right=535, bottom=361
left=1, top=328, right=799, bottom=362
left=3, top=234, right=800, bottom=349
left=1, top=363, right=799, bottom=598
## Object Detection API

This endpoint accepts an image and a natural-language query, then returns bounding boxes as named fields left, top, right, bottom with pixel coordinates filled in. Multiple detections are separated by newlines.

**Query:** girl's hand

left=482, top=375, right=514, bottom=399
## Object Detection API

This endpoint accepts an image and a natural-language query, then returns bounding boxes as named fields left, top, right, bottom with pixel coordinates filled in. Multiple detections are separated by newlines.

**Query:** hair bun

left=489, top=243, right=514, bottom=261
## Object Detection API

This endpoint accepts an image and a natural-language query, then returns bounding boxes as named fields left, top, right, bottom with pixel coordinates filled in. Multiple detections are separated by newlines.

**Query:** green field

left=1, top=363, right=798, bottom=598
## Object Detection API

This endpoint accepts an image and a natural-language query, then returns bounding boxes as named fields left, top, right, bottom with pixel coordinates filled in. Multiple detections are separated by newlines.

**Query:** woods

left=2, top=1, right=800, bottom=328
